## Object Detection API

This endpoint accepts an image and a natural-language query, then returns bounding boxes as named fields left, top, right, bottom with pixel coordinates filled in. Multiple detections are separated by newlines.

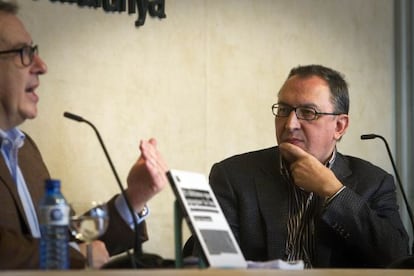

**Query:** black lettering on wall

left=49, top=0, right=166, bottom=27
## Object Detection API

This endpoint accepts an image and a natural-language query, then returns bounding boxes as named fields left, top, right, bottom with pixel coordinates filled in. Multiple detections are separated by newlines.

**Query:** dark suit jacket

left=209, top=146, right=409, bottom=268
left=0, top=134, right=147, bottom=269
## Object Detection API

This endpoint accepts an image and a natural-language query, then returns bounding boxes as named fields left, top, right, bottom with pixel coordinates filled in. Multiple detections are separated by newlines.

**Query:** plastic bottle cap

left=45, top=179, right=61, bottom=189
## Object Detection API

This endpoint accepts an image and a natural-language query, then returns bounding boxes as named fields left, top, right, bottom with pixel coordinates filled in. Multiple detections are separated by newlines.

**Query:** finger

left=145, top=161, right=168, bottom=191
left=279, top=142, right=307, bottom=162
left=148, top=137, right=158, bottom=147
left=140, top=140, right=156, bottom=161
left=140, top=144, right=165, bottom=175
left=141, top=139, right=169, bottom=172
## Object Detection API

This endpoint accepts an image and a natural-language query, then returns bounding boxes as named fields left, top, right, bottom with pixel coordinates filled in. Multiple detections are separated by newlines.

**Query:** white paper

left=247, top=259, right=304, bottom=270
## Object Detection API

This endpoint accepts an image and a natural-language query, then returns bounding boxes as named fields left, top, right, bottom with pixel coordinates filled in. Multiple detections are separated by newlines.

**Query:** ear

left=334, top=114, right=349, bottom=140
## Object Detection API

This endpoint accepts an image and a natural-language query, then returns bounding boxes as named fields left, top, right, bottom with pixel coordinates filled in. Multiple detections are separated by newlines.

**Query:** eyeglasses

left=271, top=103, right=342, bottom=121
left=0, top=45, right=38, bottom=67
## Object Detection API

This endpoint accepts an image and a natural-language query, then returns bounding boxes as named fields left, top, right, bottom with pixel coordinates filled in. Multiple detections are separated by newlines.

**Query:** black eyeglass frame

left=271, top=103, right=343, bottom=121
left=0, top=45, right=38, bottom=67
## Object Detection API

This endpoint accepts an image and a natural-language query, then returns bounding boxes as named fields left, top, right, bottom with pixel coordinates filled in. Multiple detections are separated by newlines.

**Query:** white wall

left=18, top=0, right=394, bottom=259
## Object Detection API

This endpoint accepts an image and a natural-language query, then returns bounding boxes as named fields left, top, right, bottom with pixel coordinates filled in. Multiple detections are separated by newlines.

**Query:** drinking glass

left=69, top=201, right=109, bottom=268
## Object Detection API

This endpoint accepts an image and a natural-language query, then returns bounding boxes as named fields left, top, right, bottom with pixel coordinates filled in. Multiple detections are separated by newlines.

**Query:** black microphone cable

left=63, top=111, right=142, bottom=268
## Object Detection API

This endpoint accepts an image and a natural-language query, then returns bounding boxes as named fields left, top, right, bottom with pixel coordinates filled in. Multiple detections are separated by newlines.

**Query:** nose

left=30, top=54, right=48, bottom=75
left=284, top=110, right=301, bottom=130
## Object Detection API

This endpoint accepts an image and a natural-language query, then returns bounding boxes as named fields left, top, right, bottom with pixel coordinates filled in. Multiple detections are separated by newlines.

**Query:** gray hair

left=0, top=1, right=18, bottom=14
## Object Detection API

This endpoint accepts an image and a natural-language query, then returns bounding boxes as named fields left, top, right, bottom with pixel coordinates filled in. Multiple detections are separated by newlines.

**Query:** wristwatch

left=138, top=205, right=148, bottom=218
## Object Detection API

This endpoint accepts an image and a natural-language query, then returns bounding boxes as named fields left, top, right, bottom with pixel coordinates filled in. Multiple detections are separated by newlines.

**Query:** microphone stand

left=361, top=133, right=414, bottom=254
left=64, top=112, right=141, bottom=268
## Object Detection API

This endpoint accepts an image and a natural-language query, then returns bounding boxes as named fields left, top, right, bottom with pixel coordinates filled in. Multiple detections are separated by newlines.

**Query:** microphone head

left=63, top=112, right=84, bottom=122
left=361, top=134, right=378, bottom=140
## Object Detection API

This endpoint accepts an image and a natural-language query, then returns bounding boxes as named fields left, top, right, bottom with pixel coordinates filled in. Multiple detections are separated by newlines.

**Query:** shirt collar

left=325, top=147, right=337, bottom=169
left=0, top=128, right=26, bottom=149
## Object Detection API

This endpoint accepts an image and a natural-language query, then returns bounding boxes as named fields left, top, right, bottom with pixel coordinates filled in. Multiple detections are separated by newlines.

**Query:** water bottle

left=39, top=179, right=70, bottom=269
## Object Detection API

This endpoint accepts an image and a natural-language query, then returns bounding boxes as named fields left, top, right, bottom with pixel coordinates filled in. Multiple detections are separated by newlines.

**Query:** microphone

left=63, top=111, right=142, bottom=268
left=361, top=133, right=414, bottom=253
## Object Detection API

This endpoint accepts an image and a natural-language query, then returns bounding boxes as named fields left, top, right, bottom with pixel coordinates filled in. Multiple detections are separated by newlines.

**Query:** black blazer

left=209, top=146, right=409, bottom=268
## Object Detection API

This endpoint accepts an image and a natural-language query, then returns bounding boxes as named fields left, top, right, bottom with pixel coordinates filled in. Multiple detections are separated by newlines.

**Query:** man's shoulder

left=19, top=132, right=44, bottom=162
left=337, top=152, right=390, bottom=176
left=221, top=146, right=276, bottom=161
left=22, top=131, right=35, bottom=144
left=209, top=146, right=279, bottom=182
left=214, top=146, right=278, bottom=170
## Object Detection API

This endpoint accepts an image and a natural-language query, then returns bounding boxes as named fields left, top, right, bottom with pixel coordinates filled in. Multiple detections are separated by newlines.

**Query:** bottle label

left=40, top=205, right=69, bottom=226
